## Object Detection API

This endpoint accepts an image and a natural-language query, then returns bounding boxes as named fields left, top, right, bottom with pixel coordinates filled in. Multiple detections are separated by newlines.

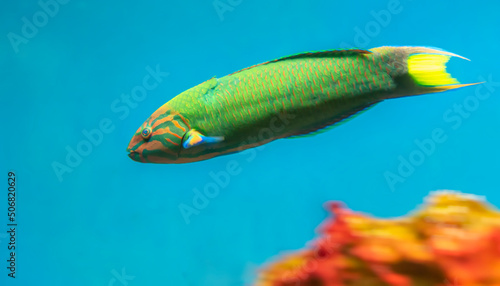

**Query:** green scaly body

left=169, top=51, right=392, bottom=154
left=127, top=47, right=476, bottom=163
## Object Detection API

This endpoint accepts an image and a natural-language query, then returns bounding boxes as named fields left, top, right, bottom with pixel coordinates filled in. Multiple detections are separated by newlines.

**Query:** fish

left=126, top=46, right=480, bottom=164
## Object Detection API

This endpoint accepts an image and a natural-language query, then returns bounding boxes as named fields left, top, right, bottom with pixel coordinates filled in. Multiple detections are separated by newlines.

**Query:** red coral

left=255, top=191, right=500, bottom=286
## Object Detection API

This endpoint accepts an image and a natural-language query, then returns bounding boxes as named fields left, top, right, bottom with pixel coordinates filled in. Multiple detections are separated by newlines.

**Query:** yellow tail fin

left=408, top=53, right=482, bottom=92
left=408, top=54, right=458, bottom=86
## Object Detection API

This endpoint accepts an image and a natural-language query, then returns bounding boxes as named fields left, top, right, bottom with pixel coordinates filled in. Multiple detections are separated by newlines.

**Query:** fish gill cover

left=255, top=191, right=500, bottom=286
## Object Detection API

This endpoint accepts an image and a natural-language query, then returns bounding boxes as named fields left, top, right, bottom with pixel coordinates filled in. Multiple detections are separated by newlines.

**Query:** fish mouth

left=126, top=149, right=142, bottom=162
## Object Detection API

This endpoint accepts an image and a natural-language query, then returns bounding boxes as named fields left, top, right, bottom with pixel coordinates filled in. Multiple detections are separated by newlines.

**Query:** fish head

left=127, top=104, right=190, bottom=163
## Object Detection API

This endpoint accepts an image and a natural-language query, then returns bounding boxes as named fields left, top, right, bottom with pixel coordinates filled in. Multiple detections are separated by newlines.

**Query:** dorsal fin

left=228, top=49, right=372, bottom=76
left=286, top=101, right=381, bottom=139
left=179, top=77, right=218, bottom=98
left=193, top=77, right=218, bottom=93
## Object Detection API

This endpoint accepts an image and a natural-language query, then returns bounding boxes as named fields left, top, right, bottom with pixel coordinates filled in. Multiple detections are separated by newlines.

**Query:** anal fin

left=286, top=101, right=381, bottom=139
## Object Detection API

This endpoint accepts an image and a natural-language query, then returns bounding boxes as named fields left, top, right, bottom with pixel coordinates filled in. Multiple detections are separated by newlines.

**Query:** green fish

left=127, top=46, right=479, bottom=163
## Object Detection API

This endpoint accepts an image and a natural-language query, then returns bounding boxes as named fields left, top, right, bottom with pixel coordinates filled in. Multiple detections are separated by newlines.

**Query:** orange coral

left=255, top=191, right=500, bottom=286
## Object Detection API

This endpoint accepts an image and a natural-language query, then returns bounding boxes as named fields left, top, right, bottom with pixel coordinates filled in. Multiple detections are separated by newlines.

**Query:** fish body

left=127, top=46, right=478, bottom=163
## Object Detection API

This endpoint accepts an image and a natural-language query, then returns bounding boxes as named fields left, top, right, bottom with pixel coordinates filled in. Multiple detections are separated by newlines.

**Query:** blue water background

left=2, top=0, right=500, bottom=285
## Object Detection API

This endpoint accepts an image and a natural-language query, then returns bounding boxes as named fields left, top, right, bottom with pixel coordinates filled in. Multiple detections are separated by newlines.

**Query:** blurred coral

left=255, top=191, right=500, bottom=286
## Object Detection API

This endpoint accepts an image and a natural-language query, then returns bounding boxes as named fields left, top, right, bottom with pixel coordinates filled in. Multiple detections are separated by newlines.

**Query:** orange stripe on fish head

left=126, top=105, right=191, bottom=163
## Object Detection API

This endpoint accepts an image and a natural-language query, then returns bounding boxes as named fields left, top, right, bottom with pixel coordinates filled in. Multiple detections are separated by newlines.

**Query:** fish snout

left=126, top=134, right=144, bottom=162
left=127, top=148, right=144, bottom=162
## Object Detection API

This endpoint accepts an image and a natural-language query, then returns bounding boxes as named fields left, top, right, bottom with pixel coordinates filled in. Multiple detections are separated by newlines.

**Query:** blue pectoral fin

left=203, top=136, right=224, bottom=144
left=182, top=130, right=224, bottom=149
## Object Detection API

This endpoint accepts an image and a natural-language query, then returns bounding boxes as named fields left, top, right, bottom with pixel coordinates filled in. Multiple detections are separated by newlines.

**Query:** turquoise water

left=2, top=0, right=500, bottom=285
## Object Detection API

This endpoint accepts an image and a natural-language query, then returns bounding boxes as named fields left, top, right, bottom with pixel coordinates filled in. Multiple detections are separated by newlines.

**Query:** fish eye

left=141, top=127, right=152, bottom=140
